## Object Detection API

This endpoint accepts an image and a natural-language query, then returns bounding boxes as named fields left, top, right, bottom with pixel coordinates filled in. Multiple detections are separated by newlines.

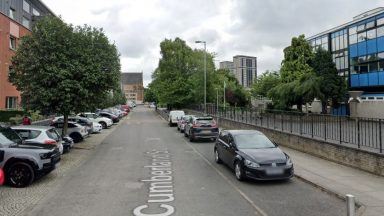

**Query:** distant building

left=220, top=55, right=257, bottom=88
left=121, top=72, right=144, bottom=104
left=219, top=61, right=234, bottom=74
left=0, top=0, right=54, bottom=109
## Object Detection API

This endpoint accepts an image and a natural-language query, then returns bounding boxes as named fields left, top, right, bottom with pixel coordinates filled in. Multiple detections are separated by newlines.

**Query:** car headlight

left=245, top=159, right=260, bottom=168
left=286, top=158, right=293, bottom=166
left=40, top=152, right=51, bottom=159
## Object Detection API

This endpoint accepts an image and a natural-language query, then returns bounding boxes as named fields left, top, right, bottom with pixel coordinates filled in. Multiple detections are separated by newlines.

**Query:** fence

left=190, top=104, right=384, bottom=154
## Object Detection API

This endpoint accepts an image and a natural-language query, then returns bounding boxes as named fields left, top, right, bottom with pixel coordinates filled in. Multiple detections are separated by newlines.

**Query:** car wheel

left=180, top=129, right=184, bottom=133
left=99, top=122, right=107, bottom=129
left=6, top=162, right=35, bottom=188
left=234, top=161, right=246, bottom=181
left=70, top=133, right=83, bottom=143
left=214, top=149, right=222, bottom=164
left=177, top=127, right=180, bottom=131
left=189, top=130, right=194, bottom=142
left=169, top=120, right=172, bottom=127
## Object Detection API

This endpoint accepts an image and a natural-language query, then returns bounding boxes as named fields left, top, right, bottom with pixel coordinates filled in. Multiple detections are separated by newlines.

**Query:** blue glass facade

left=308, top=9, right=384, bottom=91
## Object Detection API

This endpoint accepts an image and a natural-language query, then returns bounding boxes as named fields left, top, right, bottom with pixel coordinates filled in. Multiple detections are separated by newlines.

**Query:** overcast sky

left=43, top=0, right=382, bottom=86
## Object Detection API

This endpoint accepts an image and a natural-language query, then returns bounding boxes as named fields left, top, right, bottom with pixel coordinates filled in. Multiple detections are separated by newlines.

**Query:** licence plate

left=266, top=168, right=284, bottom=175
left=201, top=130, right=211, bottom=134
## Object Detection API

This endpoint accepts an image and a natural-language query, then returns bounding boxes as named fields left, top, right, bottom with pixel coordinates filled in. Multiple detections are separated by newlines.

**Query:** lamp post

left=195, top=40, right=206, bottom=115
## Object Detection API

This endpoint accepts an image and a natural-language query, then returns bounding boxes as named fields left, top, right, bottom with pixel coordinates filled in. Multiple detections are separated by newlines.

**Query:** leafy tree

left=144, top=85, right=157, bottom=102
left=311, top=48, right=347, bottom=113
left=271, top=35, right=315, bottom=110
left=9, top=16, right=120, bottom=135
left=251, top=70, right=281, bottom=98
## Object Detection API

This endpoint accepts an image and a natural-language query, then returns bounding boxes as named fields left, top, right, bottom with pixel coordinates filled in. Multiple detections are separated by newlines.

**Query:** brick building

left=121, top=72, right=144, bottom=104
left=0, top=0, right=54, bottom=109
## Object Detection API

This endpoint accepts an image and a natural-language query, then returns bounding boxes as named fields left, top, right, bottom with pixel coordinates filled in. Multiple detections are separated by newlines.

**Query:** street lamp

left=195, top=40, right=206, bottom=115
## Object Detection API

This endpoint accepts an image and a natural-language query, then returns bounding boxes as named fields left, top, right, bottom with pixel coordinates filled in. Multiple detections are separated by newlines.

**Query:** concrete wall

left=350, top=101, right=384, bottom=119
left=186, top=110, right=384, bottom=177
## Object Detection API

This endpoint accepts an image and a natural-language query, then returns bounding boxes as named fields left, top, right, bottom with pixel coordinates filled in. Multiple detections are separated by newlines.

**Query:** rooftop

left=121, top=72, right=143, bottom=85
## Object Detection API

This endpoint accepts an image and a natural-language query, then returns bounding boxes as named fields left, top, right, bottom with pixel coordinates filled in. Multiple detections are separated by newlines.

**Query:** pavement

left=279, top=146, right=384, bottom=216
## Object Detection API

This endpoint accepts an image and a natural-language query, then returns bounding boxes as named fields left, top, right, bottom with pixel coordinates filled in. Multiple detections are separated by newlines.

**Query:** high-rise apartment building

left=0, top=0, right=54, bottom=109
left=220, top=55, right=257, bottom=88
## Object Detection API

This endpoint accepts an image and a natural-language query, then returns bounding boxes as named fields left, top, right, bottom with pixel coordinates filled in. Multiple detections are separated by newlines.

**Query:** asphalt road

left=24, top=106, right=346, bottom=216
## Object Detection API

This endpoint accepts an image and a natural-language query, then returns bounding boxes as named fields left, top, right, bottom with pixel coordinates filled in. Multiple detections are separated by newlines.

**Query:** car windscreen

left=233, top=133, right=276, bottom=149
left=171, top=111, right=184, bottom=116
left=0, top=128, right=22, bottom=145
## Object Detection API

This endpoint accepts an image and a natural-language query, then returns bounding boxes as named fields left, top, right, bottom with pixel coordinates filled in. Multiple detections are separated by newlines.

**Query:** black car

left=214, top=130, right=294, bottom=181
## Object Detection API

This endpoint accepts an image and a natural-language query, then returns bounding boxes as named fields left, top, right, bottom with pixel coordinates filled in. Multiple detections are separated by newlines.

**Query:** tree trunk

left=321, top=101, right=327, bottom=114
left=62, top=114, right=69, bottom=137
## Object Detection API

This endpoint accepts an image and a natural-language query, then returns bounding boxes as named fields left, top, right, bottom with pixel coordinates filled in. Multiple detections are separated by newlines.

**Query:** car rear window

left=196, top=118, right=214, bottom=124
left=46, top=129, right=59, bottom=140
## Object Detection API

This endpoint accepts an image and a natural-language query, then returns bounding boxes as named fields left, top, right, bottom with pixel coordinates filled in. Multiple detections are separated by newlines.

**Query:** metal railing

left=190, top=104, right=384, bottom=154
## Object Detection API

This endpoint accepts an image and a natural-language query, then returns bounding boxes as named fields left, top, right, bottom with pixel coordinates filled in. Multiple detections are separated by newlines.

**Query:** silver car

left=50, top=121, right=88, bottom=143
left=11, top=126, right=64, bottom=154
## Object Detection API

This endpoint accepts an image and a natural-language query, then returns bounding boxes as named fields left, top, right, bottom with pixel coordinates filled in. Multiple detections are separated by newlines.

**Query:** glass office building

left=308, top=7, right=384, bottom=90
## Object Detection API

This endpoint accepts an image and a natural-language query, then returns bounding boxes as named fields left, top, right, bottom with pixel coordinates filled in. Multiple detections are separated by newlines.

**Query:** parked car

left=77, top=112, right=113, bottom=129
left=62, top=136, right=74, bottom=153
left=53, top=116, right=94, bottom=134
left=214, top=130, right=294, bottom=181
left=50, top=121, right=88, bottom=143
left=98, top=112, right=120, bottom=123
left=92, top=122, right=102, bottom=133
left=168, top=110, right=185, bottom=126
left=120, top=104, right=130, bottom=112
left=177, top=115, right=195, bottom=133
left=0, top=168, right=4, bottom=185
left=11, top=126, right=64, bottom=155
left=0, top=126, right=61, bottom=187
left=184, top=116, right=219, bottom=142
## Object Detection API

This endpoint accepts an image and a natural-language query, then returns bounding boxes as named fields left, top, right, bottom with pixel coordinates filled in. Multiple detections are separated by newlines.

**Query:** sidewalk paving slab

left=280, top=146, right=384, bottom=216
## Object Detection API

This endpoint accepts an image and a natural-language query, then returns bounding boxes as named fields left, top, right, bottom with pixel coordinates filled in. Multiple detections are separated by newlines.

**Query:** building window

left=377, top=26, right=384, bottom=37
left=367, top=29, right=376, bottom=40
left=32, top=8, right=40, bottom=16
left=10, top=36, right=16, bottom=50
left=9, top=7, right=15, bottom=19
left=349, top=26, right=357, bottom=35
left=5, top=97, right=18, bottom=109
left=378, top=17, right=384, bottom=26
left=22, top=16, right=30, bottom=28
left=23, top=0, right=30, bottom=13
left=366, top=21, right=375, bottom=29
left=357, top=24, right=365, bottom=32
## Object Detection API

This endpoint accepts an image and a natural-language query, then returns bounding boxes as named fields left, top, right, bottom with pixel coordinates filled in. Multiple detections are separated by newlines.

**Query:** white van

left=168, top=110, right=185, bottom=126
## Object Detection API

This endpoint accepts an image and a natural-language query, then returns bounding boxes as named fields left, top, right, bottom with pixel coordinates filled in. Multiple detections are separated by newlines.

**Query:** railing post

left=311, top=115, right=314, bottom=138
left=324, top=116, right=327, bottom=141
left=339, top=116, right=342, bottom=144
left=300, top=115, right=302, bottom=135
left=281, top=113, right=284, bottom=131
left=379, top=119, right=383, bottom=153
left=274, top=113, right=276, bottom=129
left=290, top=115, right=293, bottom=133
left=357, top=119, right=361, bottom=149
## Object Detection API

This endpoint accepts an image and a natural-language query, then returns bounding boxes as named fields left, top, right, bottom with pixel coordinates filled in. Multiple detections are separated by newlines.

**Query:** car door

left=226, top=134, right=238, bottom=169
left=216, top=131, right=229, bottom=164
left=15, top=130, right=30, bottom=140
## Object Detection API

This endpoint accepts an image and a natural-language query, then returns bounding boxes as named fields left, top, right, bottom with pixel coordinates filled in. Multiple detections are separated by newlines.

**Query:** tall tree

left=311, top=48, right=347, bottom=113
left=271, top=35, right=315, bottom=110
left=9, top=16, right=120, bottom=135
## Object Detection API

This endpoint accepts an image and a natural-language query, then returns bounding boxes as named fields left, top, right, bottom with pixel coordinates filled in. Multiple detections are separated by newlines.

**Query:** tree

left=9, top=16, right=121, bottom=135
left=144, top=85, right=157, bottom=103
left=311, top=48, right=347, bottom=113
left=251, top=70, right=281, bottom=98
left=271, top=35, right=315, bottom=110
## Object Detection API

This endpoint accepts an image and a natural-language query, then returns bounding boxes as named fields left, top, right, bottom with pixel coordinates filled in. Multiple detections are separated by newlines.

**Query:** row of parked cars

left=167, top=110, right=294, bottom=181
left=0, top=104, right=131, bottom=188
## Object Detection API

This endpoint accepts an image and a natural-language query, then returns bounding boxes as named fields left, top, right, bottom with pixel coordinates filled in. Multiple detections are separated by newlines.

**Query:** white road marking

left=183, top=140, right=268, bottom=216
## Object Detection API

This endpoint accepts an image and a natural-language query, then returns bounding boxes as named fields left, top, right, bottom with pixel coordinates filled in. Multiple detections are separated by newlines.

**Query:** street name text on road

left=133, top=149, right=175, bottom=216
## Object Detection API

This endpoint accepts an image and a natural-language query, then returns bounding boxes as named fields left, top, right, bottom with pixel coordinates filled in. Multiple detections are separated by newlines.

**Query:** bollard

left=346, top=194, right=355, bottom=216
